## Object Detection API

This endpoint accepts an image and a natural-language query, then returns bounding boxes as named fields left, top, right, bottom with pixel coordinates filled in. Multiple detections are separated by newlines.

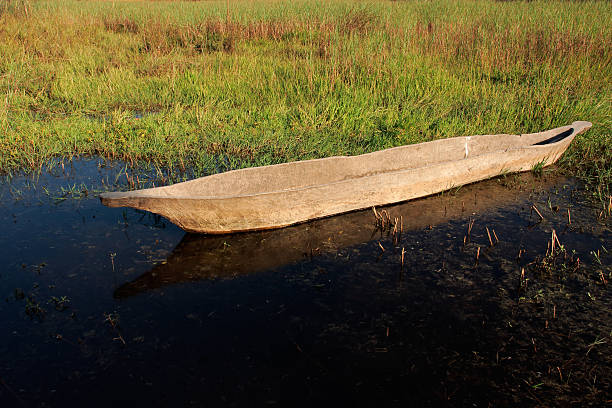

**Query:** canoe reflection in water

left=114, top=173, right=564, bottom=299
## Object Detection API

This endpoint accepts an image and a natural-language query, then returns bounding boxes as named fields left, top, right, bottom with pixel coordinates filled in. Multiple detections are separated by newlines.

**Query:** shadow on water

left=0, top=160, right=610, bottom=407
left=113, top=174, right=577, bottom=299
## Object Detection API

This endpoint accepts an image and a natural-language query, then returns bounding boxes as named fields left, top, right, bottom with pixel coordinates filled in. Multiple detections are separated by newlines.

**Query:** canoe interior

left=532, top=128, right=573, bottom=145
left=132, top=123, right=580, bottom=199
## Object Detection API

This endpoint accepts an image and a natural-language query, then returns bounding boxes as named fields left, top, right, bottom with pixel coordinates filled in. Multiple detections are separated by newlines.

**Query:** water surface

left=0, top=160, right=610, bottom=407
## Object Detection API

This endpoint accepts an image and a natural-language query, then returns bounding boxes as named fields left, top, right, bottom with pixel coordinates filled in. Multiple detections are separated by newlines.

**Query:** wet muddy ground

left=0, top=160, right=610, bottom=407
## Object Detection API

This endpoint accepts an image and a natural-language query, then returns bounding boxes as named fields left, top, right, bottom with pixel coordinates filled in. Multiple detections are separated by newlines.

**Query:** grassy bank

left=0, top=0, right=610, bottom=196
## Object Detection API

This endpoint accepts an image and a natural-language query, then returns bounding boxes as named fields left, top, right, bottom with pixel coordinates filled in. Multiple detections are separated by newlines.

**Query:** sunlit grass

left=0, top=0, right=610, bottom=196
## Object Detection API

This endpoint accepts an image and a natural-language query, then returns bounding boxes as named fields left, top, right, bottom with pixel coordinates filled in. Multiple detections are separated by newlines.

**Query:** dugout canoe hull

left=99, top=121, right=591, bottom=234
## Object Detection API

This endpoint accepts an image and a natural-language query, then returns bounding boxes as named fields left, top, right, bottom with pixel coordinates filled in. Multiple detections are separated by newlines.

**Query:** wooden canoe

left=99, top=121, right=591, bottom=234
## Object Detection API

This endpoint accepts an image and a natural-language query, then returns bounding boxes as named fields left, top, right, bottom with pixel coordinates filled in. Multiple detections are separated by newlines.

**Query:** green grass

left=0, top=0, right=610, bottom=197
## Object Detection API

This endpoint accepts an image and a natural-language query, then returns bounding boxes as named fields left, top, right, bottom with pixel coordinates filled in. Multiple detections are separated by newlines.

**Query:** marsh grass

left=0, top=0, right=31, bottom=17
left=0, top=0, right=610, bottom=197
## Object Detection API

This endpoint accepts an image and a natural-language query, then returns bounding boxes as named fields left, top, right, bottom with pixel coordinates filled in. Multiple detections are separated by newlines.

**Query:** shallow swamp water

left=0, top=159, right=610, bottom=407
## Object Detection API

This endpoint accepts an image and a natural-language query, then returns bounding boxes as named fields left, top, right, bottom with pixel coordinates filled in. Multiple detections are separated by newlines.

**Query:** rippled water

left=0, top=160, right=610, bottom=407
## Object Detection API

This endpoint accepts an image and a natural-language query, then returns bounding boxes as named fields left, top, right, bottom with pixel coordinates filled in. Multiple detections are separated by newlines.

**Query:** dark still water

left=0, top=160, right=610, bottom=407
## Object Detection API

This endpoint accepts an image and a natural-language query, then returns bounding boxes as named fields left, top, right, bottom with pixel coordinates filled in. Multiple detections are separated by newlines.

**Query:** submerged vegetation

left=0, top=0, right=610, bottom=196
